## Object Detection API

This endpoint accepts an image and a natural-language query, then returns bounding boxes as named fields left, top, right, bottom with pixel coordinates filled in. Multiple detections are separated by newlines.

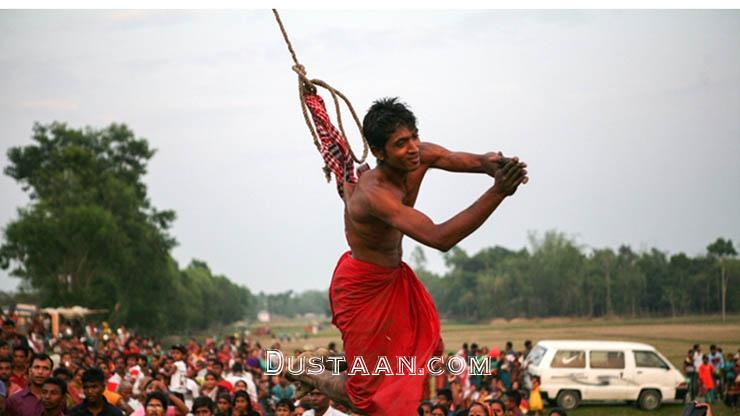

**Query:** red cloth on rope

left=330, top=252, right=443, bottom=415
left=304, top=94, right=368, bottom=197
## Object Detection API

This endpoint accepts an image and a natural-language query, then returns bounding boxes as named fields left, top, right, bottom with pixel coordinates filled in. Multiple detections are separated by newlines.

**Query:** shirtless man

left=345, top=98, right=527, bottom=265
left=296, top=97, right=527, bottom=414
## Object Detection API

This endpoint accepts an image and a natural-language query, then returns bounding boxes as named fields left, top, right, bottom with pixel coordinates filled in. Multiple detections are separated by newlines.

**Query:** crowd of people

left=683, top=343, right=740, bottom=408
left=0, top=310, right=735, bottom=416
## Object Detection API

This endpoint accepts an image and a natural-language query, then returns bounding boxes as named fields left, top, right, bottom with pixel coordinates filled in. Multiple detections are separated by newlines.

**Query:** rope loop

left=273, top=9, right=369, bottom=165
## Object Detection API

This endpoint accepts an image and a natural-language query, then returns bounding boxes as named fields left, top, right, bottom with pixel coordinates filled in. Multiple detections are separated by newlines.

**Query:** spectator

left=40, top=377, right=66, bottom=416
left=302, top=388, right=347, bottom=416
left=684, top=349, right=698, bottom=400
left=232, top=390, right=259, bottom=416
left=191, top=396, right=215, bottom=416
left=699, top=355, right=717, bottom=403
left=489, top=399, right=505, bottom=415
left=430, top=404, right=449, bottom=416
left=144, top=391, right=169, bottom=416
left=214, top=393, right=232, bottom=416
left=66, top=368, right=124, bottom=416
left=274, top=398, right=295, bottom=416
left=5, top=353, right=53, bottom=416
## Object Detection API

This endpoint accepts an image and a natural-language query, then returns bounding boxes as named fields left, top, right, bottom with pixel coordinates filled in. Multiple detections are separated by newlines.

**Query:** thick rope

left=272, top=9, right=369, bottom=166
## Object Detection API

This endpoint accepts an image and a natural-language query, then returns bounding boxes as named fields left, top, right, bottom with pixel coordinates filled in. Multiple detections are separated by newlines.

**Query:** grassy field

left=254, top=315, right=740, bottom=415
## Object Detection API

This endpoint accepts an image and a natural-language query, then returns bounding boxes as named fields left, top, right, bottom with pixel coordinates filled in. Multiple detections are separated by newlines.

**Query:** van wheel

left=638, top=389, right=661, bottom=410
left=556, top=390, right=580, bottom=410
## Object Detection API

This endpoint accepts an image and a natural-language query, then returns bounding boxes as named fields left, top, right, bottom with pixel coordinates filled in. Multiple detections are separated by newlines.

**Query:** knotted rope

left=272, top=9, right=369, bottom=173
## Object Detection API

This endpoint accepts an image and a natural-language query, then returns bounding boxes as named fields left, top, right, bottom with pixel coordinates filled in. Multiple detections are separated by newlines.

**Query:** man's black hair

left=192, top=396, right=215, bottom=413
left=548, top=408, right=568, bottom=416
left=436, top=387, right=452, bottom=401
left=275, top=398, right=295, bottom=411
left=231, top=362, right=243, bottom=372
left=3, top=319, right=15, bottom=327
left=489, top=398, right=505, bottom=408
left=82, top=368, right=106, bottom=384
left=417, top=401, right=433, bottom=416
left=0, top=354, right=12, bottom=364
left=13, top=345, right=31, bottom=355
left=432, top=404, right=449, bottom=414
left=52, top=367, right=73, bottom=379
left=43, top=376, right=68, bottom=395
left=506, top=390, right=521, bottom=404
left=362, top=97, right=417, bottom=151
left=145, top=391, right=170, bottom=409
left=31, top=353, right=53, bottom=368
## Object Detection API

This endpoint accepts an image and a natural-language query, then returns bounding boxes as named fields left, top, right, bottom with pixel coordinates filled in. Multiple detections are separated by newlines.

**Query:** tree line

left=0, top=123, right=253, bottom=334
left=414, top=232, right=738, bottom=321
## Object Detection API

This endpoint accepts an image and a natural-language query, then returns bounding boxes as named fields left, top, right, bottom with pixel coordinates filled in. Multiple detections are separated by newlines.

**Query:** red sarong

left=330, top=252, right=442, bottom=415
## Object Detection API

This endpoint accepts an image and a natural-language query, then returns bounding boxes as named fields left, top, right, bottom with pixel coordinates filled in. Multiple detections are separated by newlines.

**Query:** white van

left=524, top=340, right=688, bottom=411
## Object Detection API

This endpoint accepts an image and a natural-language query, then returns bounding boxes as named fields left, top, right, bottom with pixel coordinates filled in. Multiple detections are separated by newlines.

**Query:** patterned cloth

left=304, top=94, right=368, bottom=198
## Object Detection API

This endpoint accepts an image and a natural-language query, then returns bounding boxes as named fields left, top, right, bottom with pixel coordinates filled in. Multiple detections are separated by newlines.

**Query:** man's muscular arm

left=366, top=159, right=526, bottom=252
left=421, top=142, right=513, bottom=176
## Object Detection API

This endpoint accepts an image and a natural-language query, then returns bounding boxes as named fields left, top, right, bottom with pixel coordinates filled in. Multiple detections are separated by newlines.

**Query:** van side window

left=634, top=351, right=669, bottom=369
left=551, top=350, right=586, bottom=368
left=590, top=351, right=625, bottom=369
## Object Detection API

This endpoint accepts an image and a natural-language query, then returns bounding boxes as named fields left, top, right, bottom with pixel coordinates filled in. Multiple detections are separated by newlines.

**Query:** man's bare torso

left=343, top=149, right=432, bottom=268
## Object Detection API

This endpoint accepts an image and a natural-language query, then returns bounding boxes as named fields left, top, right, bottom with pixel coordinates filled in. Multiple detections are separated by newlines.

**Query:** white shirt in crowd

left=302, top=406, right=348, bottom=416
left=225, top=373, right=258, bottom=404
left=169, top=360, right=188, bottom=394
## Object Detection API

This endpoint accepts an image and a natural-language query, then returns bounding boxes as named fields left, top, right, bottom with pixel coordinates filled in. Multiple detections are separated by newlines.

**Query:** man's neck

left=42, top=407, right=63, bottom=416
left=378, top=164, right=408, bottom=189
left=30, top=383, right=43, bottom=397
left=86, top=399, right=105, bottom=414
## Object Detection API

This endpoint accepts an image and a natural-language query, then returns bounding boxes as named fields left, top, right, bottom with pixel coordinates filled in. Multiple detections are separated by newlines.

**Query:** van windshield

left=527, top=345, right=547, bottom=366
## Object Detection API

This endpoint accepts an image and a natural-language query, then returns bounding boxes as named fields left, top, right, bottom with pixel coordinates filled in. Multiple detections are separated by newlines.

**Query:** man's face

left=419, top=404, right=431, bottom=416
left=41, top=383, right=65, bottom=410
left=115, top=357, right=125, bottom=373
left=469, top=405, right=488, bottom=416
left=435, top=394, right=449, bottom=408
left=216, top=398, right=230, bottom=413
left=83, top=381, right=105, bottom=404
left=377, top=126, right=421, bottom=172
left=3, top=324, right=15, bottom=336
left=491, top=402, right=505, bottom=415
left=275, top=404, right=292, bottom=416
left=0, top=344, right=10, bottom=356
left=0, top=361, right=11, bottom=380
left=13, top=350, right=27, bottom=367
left=308, top=389, right=329, bottom=411
left=29, top=358, right=52, bottom=386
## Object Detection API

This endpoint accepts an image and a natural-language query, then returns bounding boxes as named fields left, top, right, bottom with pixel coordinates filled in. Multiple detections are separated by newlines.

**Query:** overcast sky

left=1, top=10, right=739, bottom=294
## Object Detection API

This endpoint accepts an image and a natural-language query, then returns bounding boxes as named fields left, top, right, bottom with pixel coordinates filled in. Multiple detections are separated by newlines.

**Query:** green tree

left=707, top=238, right=737, bottom=322
left=1, top=123, right=176, bottom=331
left=1, top=122, right=254, bottom=333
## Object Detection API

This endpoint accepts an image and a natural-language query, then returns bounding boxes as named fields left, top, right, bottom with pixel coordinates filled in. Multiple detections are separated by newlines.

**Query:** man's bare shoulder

left=354, top=168, right=393, bottom=197
left=347, top=169, right=399, bottom=216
